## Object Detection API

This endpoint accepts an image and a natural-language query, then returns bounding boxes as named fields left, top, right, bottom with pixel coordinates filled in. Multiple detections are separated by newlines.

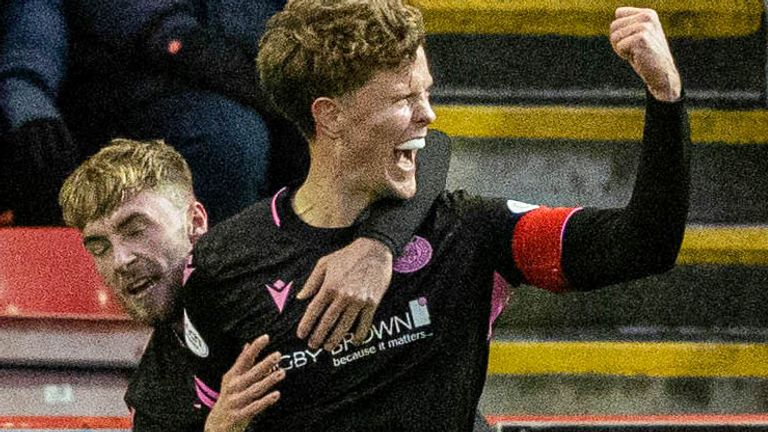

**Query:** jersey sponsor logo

left=266, top=279, right=293, bottom=313
left=506, top=199, right=540, bottom=214
left=278, top=297, right=434, bottom=371
left=279, top=348, right=324, bottom=371
left=332, top=296, right=433, bottom=367
left=393, top=236, right=433, bottom=273
left=184, top=309, right=210, bottom=358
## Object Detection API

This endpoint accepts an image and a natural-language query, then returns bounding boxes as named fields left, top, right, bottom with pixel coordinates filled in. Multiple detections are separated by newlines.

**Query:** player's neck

left=294, top=162, right=373, bottom=228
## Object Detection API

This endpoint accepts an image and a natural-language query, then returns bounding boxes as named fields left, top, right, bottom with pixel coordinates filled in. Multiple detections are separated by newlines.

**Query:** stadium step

left=680, top=225, right=768, bottom=266
left=487, top=339, right=768, bottom=378
left=433, top=105, right=768, bottom=144
left=421, top=0, right=766, bottom=107
left=414, top=0, right=762, bottom=38
left=439, top=104, right=768, bottom=224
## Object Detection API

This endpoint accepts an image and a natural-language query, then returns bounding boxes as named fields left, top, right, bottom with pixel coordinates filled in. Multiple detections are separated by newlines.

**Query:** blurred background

left=2, top=0, right=768, bottom=430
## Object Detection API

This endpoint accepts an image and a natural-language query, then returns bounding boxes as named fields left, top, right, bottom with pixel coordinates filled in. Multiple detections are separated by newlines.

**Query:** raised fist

left=610, top=7, right=682, bottom=102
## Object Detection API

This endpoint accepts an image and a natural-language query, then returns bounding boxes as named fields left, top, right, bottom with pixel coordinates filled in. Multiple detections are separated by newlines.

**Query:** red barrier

left=0, top=417, right=131, bottom=430
left=0, top=228, right=128, bottom=320
left=488, top=413, right=768, bottom=426
left=3, top=414, right=768, bottom=430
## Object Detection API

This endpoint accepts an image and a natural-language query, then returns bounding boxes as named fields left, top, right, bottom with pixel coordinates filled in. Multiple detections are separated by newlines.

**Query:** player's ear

left=187, top=201, right=208, bottom=242
left=311, top=97, right=343, bottom=140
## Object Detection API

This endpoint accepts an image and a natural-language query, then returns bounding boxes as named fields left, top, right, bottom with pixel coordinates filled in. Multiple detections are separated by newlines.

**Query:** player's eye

left=85, top=241, right=110, bottom=257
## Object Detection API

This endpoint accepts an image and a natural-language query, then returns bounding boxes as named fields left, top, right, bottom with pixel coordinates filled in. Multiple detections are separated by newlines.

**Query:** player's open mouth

left=395, top=138, right=425, bottom=171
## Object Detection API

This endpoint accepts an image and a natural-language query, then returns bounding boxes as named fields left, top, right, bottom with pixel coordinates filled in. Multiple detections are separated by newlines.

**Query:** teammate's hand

left=296, top=237, right=393, bottom=351
left=609, top=7, right=681, bottom=102
left=204, top=335, right=284, bottom=432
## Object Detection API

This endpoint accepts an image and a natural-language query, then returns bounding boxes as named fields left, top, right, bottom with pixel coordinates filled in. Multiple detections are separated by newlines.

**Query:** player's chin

left=387, top=177, right=417, bottom=200
left=126, top=296, right=177, bottom=327
left=124, top=303, right=155, bottom=326
left=136, top=306, right=175, bottom=327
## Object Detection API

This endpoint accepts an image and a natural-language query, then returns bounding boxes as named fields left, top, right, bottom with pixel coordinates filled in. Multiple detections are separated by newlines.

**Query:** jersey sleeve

left=448, top=191, right=581, bottom=292
left=476, top=199, right=580, bottom=333
left=492, top=94, right=688, bottom=294
left=560, top=94, right=690, bottom=290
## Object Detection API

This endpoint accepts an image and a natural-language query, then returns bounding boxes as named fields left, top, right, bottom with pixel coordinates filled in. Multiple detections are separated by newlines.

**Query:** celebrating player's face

left=335, top=46, right=436, bottom=200
left=81, top=190, right=204, bottom=326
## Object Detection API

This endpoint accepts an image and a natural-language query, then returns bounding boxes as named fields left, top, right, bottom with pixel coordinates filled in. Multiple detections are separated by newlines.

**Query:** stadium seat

left=0, top=227, right=127, bottom=319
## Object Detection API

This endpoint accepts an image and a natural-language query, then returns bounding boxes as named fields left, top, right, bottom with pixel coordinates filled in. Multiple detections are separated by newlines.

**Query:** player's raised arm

left=506, top=7, right=689, bottom=292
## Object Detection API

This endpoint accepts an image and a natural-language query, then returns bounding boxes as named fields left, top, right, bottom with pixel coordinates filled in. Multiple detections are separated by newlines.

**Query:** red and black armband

left=512, top=206, right=581, bottom=293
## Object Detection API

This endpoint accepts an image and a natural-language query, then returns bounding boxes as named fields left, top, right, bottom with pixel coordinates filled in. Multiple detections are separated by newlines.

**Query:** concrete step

left=424, top=2, right=766, bottom=108
left=433, top=104, right=768, bottom=144
left=415, top=0, right=762, bottom=38
left=495, top=264, right=768, bottom=336
left=481, top=374, right=768, bottom=420
left=439, top=105, right=768, bottom=225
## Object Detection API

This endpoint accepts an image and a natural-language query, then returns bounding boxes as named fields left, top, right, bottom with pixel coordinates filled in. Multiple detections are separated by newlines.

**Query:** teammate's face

left=335, top=46, right=436, bottom=200
left=81, top=190, right=207, bottom=326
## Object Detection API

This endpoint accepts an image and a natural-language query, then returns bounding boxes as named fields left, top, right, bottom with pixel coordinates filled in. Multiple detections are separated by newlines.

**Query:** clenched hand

left=610, top=7, right=681, bottom=102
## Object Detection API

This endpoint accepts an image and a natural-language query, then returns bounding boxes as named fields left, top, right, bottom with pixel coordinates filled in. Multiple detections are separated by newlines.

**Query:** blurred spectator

left=0, top=0, right=293, bottom=226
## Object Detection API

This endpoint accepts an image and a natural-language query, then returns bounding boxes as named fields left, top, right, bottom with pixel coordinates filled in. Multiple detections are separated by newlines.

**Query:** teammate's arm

left=296, top=132, right=452, bottom=350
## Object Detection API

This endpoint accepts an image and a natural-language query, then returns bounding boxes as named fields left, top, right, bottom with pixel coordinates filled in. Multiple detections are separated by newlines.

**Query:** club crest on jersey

left=506, top=199, right=540, bottom=214
left=393, top=236, right=432, bottom=274
left=266, top=279, right=293, bottom=313
left=184, top=309, right=209, bottom=358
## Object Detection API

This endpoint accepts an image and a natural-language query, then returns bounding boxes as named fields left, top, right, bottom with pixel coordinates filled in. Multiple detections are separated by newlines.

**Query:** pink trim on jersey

left=182, top=255, right=194, bottom=286
left=560, top=208, right=582, bottom=251
left=195, top=385, right=217, bottom=409
left=271, top=187, right=289, bottom=227
left=194, top=376, right=219, bottom=409
left=488, top=272, right=511, bottom=340
left=512, top=206, right=581, bottom=293
left=194, top=376, right=220, bottom=399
